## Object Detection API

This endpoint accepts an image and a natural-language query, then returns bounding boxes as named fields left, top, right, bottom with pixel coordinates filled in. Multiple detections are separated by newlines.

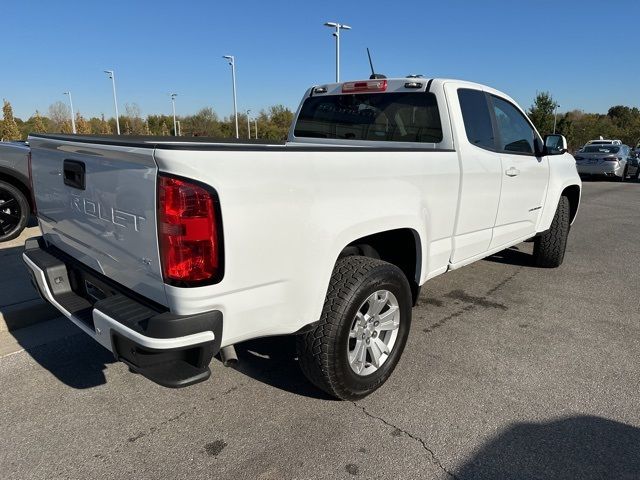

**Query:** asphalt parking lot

left=1, top=180, right=638, bottom=480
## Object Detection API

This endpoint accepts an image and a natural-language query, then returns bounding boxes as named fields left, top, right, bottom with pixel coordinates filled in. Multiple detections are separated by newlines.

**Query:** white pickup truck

left=24, top=77, right=581, bottom=399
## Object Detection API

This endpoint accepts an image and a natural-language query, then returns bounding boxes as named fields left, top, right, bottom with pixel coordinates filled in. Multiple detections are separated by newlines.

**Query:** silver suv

left=575, top=144, right=639, bottom=181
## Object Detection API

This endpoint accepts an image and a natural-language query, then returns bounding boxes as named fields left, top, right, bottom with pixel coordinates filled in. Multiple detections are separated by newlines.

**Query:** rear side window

left=294, top=92, right=443, bottom=143
left=457, top=89, right=495, bottom=150
left=491, top=96, right=535, bottom=154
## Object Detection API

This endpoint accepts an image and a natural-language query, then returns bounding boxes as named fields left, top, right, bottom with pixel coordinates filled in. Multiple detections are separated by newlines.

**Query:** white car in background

left=575, top=143, right=639, bottom=181
left=585, top=138, right=622, bottom=146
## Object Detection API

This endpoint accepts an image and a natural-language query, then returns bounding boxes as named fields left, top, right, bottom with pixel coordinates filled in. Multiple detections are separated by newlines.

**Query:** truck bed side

left=153, top=145, right=459, bottom=345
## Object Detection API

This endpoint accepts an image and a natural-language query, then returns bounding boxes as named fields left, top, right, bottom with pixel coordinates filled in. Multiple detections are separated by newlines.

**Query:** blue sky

left=2, top=0, right=638, bottom=120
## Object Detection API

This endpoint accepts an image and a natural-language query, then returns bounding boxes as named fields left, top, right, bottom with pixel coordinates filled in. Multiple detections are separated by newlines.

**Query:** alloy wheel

left=348, top=290, right=401, bottom=376
left=0, top=190, right=22, bottom=237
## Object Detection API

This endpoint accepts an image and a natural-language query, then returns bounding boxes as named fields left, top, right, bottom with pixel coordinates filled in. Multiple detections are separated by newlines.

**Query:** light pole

left=222, top=55, right=239, bottom=139
left=246, top=110, right=251, bottom=139
left=254, top=118, right=258, bottom=139
left=553, top=103, right=560, bottom=134
left=170, top=93, right=178, bottom=136
left=63, top=91, right=76, bottom=134
left=324, top=22, right=351, bottom=82
left=103, top=70, right=120, bottom=134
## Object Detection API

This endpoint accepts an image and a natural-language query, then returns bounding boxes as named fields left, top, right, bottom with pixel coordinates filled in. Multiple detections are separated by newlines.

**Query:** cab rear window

left=294, top=92, right=443, bottom=143
left=583, top=146, right=620, bottom=153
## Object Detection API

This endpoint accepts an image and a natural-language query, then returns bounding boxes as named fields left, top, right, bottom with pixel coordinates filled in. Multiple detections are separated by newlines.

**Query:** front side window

left=294, top=92, right=443, bottom=143
left=457, top=89, right=495, bottom=150
left=491, top=96, right=535, bottom=154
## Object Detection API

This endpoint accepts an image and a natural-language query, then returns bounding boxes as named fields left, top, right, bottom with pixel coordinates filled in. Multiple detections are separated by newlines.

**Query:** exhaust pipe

left=219, top=345, right=238, bottom=367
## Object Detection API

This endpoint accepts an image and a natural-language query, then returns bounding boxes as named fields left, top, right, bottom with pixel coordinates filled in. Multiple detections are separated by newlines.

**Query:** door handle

left=505, top=167, right=520, bottom=177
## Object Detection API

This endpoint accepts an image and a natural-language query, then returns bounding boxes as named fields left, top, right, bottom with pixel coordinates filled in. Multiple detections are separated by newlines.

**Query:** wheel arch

left=562, top=184, right=581, bottom=225
left=337, top=227, right=423, bottom=305
left=0, top=169, right=33, bottom=214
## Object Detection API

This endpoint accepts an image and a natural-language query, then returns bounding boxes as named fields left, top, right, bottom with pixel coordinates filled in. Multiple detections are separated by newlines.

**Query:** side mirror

left=543, top=134, right=568, bottom=155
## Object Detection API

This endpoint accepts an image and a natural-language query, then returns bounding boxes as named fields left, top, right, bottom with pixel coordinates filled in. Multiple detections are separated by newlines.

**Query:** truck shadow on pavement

left=18, top=330, right=115, bottom=389
left=484, top=246, right=534, bottom=267
left=454, top=415, right=640, bottom=479
left=229, top=336, right=335, bottom=400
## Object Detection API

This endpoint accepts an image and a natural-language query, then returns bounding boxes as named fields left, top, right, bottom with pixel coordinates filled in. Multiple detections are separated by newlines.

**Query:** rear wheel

left=296, top=256, right=412, bottom=400
left=0, top=180, right=29, bottom=242
left=533, top=196, right=570, bottom=268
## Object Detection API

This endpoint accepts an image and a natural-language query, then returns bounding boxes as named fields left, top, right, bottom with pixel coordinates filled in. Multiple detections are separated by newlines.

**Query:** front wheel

left=533, top=196, right=570, bottom=268
left=0, top=180, right=29, bottom=242
left=297, top=256, right=412, bottom=400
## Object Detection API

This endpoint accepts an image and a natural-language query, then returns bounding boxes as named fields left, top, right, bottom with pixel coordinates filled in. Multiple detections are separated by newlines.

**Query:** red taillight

left=342, top=80, right=388, bottom=93
left=158, top=175, right=222, bottom=286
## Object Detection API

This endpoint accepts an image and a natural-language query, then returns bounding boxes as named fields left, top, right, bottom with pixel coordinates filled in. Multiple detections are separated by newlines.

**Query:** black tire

left=296, top=256, right=412, bottom=400
left=0, top=180, right=29, bottom=242
left=533, top=196, right=570, bottom=268
left=635, top=169, right=640, bottom=182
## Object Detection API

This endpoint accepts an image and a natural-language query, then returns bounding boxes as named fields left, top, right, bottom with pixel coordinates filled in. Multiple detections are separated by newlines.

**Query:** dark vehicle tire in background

left=0, top=180, right=29, bottom=242
left=297, top=256, right=412, bottom=400
left=533, top=196, right=570, bottom=268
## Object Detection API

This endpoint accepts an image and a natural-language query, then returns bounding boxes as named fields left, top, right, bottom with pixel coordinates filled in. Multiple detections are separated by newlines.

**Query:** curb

left=0, top=298, right=60, bottom=332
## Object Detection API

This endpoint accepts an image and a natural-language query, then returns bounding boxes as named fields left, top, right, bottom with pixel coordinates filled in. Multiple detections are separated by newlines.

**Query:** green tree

left=124, top=103, right=147, bottom=135
left=607, top=105, right=633, bottom=127
left=1, top=100, right=22, bottom=140
left=99, top=114, right=112, bottom=134
left=32, top=111, right=47, bottom=133
left=75, top=112, right=91, bottom=134
left=255, top=105, right=294, bottom=140
left=181, top=108, right=221, bottom=136
left=527, top=92, right=557, bottom=137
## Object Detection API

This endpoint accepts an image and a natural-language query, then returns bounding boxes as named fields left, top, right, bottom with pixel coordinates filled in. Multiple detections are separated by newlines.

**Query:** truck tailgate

left=28, top=137, right=167, bottom=306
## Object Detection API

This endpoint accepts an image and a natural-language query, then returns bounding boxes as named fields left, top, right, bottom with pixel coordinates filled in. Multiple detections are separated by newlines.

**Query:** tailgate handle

left=63, top=160, right=86, bottom=190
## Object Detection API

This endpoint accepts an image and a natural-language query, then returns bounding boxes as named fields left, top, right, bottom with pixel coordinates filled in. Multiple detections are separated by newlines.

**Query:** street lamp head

left=171, top=93, right=178, bottom=99
left=104, top=70, right=114, bottom=78
left=324, top=22, right=351, bottom=30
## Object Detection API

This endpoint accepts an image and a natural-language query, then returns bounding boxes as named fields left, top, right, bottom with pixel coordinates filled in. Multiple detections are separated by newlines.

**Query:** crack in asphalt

left=353, top=402, right=460, bottom=480
left=127, top=382, right=245, bottom=443
left=486, top=268, right=523, bottom=295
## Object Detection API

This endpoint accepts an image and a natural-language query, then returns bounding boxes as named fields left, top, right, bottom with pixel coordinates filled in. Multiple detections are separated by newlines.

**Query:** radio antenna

left=367, top=48, right=386, bottom=79
left=367, top=48, right=375, bottom=77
